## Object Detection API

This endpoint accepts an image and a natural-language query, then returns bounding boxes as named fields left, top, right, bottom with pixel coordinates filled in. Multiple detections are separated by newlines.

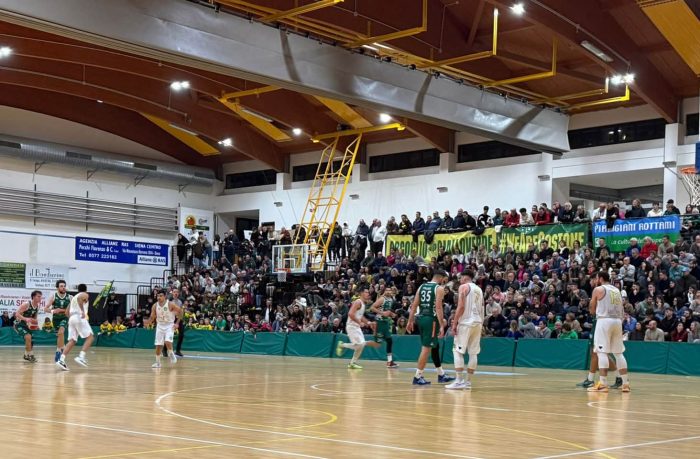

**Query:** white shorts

left=593, top=318, right=625, bottom=354
left=68, top=315, right=93, bottom=342
left=454, top=323, right=482, bottom=355
left=346, top=324, right=365, bottom=346
left=155, top=324, right=175, bottom=346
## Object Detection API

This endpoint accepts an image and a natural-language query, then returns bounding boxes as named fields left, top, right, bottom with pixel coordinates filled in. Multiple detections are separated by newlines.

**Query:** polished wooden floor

left=1, top=347, right=699, bottom=459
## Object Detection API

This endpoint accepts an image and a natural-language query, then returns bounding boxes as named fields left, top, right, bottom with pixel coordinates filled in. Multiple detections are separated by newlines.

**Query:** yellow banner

left=385, top=229, right=497, bottom=260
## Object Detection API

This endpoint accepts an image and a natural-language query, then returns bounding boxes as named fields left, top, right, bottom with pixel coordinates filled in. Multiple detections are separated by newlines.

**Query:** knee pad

left=467, top=354, right=478, bottom=370
left=597, top=352, right=610, bottom=370
left=613, top=353, right=627, bottom=370
left=453, top=350, right=464, bottom=369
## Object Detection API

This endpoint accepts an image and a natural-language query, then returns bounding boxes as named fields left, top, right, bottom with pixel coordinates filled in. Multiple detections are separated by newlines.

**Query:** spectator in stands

left=428, top=211, right=442, bottom=231
left=688, top=321, right=700, bottom=343
left=398, top=215, right=411, bottom=235
left=647, top=202, right=664, bottom=217
left=557, top=322, right=577, bottom=339
left=452, top=209, right=466, bottom=230
left=516, top=208, right=532, bottom=226
left=659, top=308, right=678, bottom=339
left=1, top=310, right=12, bottom=327
left=485, top=304, right=508, bottom=337
left=386, top=216, right=399, bottom=235
left=665, top=199, right=681, bottom=215
left=493, top=208, right=505, bottom=226
left=369, top=219, right=387, bottom=257
left=593, top=202, right=607, bottom=221
left=519, top=315, right=538, bottom=338
left=411, top=212, right=425, bottom=239
left=628, top=322, right=645, bottom=341
left=671, top=322, right=688, bottom=342
left=505, top=209, right=520, bottom=227
left=658, top=235, right=674, bottom=257
left=626, top=199, right=646, bottom=219
left=478, top=206, right=491, bottom=227
left=573, top=205, right=590, bottom=223
left=605, top=202, right=619, bottom=229
left=626, top=238, right=641, bottom=257
left=535, top=321, right=551, bottom=339
left=559, top=202, right=575, bottom=223
left=639, top=236, right=658, bottom=259
left=442, top=210, right=453, bottom=230
left=645, top=320, right=665, bottom=342
left=535, top=206, right=552, bottom=225
left=506, top=320, right=523, bottom=340
left=315, top=316, right=333, bottom=333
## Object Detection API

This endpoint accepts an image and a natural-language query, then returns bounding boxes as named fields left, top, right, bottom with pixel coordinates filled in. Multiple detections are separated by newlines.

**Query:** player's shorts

left=53, top=316, right=67, bottom=331
left=14, top=322, right=33, bottom=338
left=593, top=317, right=625, bottom=354
left=375, top=319, right=393, bottom=343
left=418, top=316, right=439, bottom=348
left=155, top=324, right=175, bottom=346
left=346, top=323, right=365, bottom=346
left=454, top=323, right=482, bottom=355
left=68, top=315, right=93, bottom=341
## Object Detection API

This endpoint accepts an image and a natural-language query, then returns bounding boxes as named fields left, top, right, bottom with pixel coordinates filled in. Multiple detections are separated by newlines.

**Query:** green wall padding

left=331, top=335, right=387, bottom=361
left=241, top=332, right=286, bottom=355
left=666, top=343, right=700, bottom=376
left=515, top=339, right=589, bottom=369
left=96, top=329, right=138, bottom=348
left=180, top=330, right=207, bottom=351
left=391, top=335, right=423, bottom=362
left=203, top=331, right=243, bottom=353
left=624, top=341, right=669, bottom=374
left=132, top=329, right=155, bottom=349
left=286, top=332, right=335, bottom=358
left=0, top=328, right=12, bottom=345
left=442, top=337, right=516, bottom=367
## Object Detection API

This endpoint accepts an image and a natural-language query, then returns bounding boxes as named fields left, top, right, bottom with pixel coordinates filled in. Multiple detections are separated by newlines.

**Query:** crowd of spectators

left=105, top=198, right=700, bottom=346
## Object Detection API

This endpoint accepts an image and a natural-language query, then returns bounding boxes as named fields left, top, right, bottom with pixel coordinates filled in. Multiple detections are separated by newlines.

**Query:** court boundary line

left=531, top=435, right=700, bottom=459
left=0, top=414, right=327, bottom=459
left=155, top=386, right=485, bottom=459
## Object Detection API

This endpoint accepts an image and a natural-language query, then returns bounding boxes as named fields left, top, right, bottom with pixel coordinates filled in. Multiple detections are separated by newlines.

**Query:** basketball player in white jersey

left=588, top=271, right=630, bottom=393
left=56, top=284, right=94, bottom=370
left=145, top=289, right=182, bottom=368
left=446, top=269, right=484, bottom=390
left=335, top=285, right=382, bottom=369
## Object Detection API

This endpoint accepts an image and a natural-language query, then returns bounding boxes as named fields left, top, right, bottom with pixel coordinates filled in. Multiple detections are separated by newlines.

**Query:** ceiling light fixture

left=168, top=123, right=198, bottom=136
left=218, top=138, right=233, bottom=147
left=170, top=80, right=190, bottom=91
left=96, top=100, right=103, bottom=104
left=0, top=46, right=12, bottom=57
left=510, top=3, right=525, bottom=15
left=292, top=128, right=302, bottom=136
left=609, top=73, right=634, bottom=85
left=580, top=40, right=613, bottom=63
left=240, top=107, right=274, bottom=123
left=361, top=44, right=379, bottom=52
left=379, top=113, right=392, bottom=123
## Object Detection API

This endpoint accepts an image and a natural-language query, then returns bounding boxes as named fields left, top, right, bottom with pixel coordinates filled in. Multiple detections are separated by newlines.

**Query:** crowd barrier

left=2, top=327, right=698, bottom=376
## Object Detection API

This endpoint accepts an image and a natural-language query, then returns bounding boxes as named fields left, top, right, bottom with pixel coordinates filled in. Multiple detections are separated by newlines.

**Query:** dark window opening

left=568, top=118, right=666, bottom=149
left=369, top=149, right=439, bottom=173
left=457, top=141, right=538, bottom=163
left=687, top=113, right=699, bottom=137
left=225, top=169, right=277, bottom=189
left=292, top=160, right=350, bottom=182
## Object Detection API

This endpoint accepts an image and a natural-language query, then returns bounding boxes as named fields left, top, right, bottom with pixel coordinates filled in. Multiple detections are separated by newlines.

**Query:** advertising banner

left=0, top=262, right=25, bottom=288
left=386, top=228, right=497, bottom=260
left=179, top=207, right=214, bottom=242
left=499, top=224, right=589, bottom=253
left=592, top=216, right=680, bottom=252
left=0, top=288, right=48, bottom=315
left=25, top=264, right=70, bottom=289
left=75, top=237, right=169, bottom=266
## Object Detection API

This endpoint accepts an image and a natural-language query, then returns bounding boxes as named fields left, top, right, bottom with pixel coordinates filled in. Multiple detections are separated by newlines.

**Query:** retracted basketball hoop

left=680, top=166, right=700, bottom=207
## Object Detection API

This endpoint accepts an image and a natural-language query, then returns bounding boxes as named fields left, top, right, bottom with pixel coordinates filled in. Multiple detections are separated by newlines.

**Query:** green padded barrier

left=623, top=341, right=669, bottom=374
left=132, top=329, right=155, bottom=349
left=203, top=331, right=244, bottom=353
left=286, top=332, right=335, bottom=358
left=515, top=338, right=589, bottom=369
left=241, top=332, right=286, bottom=355
left=0, top=328, right=13, bottom=345
left=441, top=337, right=516, bottom=367
left=331, top=334, right=386, bottom=361
left=180, top=330, right=208, bottom=351
left=97, top=328, right=138, bottom=348
left=390, top=335, right=423, bottom=362
left=666, top=343, right=700, bottom=376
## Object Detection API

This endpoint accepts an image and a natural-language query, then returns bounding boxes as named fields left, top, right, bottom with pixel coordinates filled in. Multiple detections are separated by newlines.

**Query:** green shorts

left=375, top=319, right=393, bottom=343
left=418, top=316, right=439, bottom=348
left=53, top=317, right=67, bottom=331
left=15, top=322, right=33, bottom=338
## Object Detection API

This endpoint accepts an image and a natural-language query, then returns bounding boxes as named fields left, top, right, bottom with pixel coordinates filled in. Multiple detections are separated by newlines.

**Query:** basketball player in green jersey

left=15, top=290, right=42, bottom=363
left=45, top=279, right=71, bottom=363
left=407, top=270, right=454, bottom=385
left=370, top=286, right=399, bottom=368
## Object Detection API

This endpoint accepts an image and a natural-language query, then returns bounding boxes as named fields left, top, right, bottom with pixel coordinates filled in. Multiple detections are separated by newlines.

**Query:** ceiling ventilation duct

left=0, top=134, right=215, bottom=187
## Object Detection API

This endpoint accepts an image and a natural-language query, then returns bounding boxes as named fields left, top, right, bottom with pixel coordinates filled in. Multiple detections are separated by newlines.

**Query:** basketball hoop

left=680, top=166, right=700, bottom=206
left=276, top=268, right=288, bottom=283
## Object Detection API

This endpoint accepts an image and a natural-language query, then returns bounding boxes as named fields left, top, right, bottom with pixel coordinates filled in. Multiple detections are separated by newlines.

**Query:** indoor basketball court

left=1, top=348, right=699, bottom=459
